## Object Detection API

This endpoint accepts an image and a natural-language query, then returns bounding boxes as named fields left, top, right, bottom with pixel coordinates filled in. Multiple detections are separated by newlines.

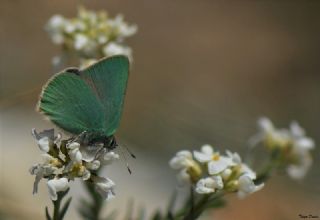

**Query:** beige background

left=1, top=0, right=320, bottom=219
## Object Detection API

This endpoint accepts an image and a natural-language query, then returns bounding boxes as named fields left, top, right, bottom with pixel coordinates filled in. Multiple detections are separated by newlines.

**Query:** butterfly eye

left=104, top=136, right=117, bottom=150
left=111, top=138, right=118, bottom=147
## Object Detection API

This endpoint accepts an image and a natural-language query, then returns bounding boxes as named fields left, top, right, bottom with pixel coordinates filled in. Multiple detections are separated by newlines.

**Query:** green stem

left=193, top=192, right=224, bottom=219
left=188, top=195, right=210, bottom=220
left=177, top=191, right=224, bottom=220
left=79, top=173, right=104, bottom=220
left=255, top=149, right=282, bottom=185
left=53, top=197, right=61, bottom=220
left=255, top=162, right=274, bottom=184
left=47, top=189, right=71, bottom=220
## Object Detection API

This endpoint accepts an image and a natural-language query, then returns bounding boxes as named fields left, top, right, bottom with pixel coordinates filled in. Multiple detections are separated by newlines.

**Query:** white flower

left=47, top=178, right=69, bottom=201
left=287, top=147, right=313, bottom=179
left=64, top=21, right=76, bottom=33
left=29, top=153, right=63, bottom=194
left=250, top=118, right=315, bottom=179
left=82, top=168, right=91, bottom=181
left=287, top=121, right=314, bottom=179
left=31, top=128, right=54, bottom=153
left=170, top=145, right=264, bottom=199
left=74, top=34, right=89, bottom=50
left=170, top=150, right=193, bottom=169
left=102, top=42, right=132, bottom=58
left=221, top=168, right=232, bottom=180
left=176, top=169, right=191, bottom=185
left=195, top=176, right=223, bottom=194
left=91, top=175, right=115, bottom=201
left=67, top=142, right=82, bottom=163
left=32, top=128, right=60, bottom=153
left=86, top=160, right=101, bottom=170
left=258, top=117, right=274, bottom=133
left=249, top=117, right=290, bottom=148
left=240, top=164, right=257, bottom=180
left=30, top=128, right=121, bottom=201
left=46, top=7, right=137, bottom=64
left=99, top=151, right=119, bottom=165
left=98, top=35, right=108, bottom=44
left=109, top=14, right=137, bottom=37
left=29, top=163, right=56, bottom=194
left=290, top=122, right=315, bottom=150
left=169, top=151, right=193, bottom=184
left=119, top=23, right=138, bottom=38
left=226, top=150, right=256, bottom=179
left=237, top=175, right=264, bottom=199
left=47, top=15, right=65, bottom=29
left=193, top=145, right=234, bottom=175
left=225, top=150, right=241, bottom=164
left=52, top=56, right=63, bottom=69
left=38, top=137, right=50, bottom=152
left=74, top=20, right=86, bottom=31
left=46, top=15, right=66, bottom=45
left=169, top=150, right=202, bottom=185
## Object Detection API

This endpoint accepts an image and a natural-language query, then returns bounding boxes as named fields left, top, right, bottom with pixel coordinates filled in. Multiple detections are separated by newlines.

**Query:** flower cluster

left=46, top=6, right=137, bottom=68
left=170, top=145, right=264, bottom=198
left=29, top=129, right=118, bottom=201
left=250, top=117, right=315, bottom=179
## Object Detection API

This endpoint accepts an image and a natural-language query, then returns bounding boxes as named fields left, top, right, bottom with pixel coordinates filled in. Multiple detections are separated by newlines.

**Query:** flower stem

left=53, top=196, right=61, bottom=220
left=78, top=175, right=104, bottom=220
left=176, top=190, right=224, bottom=220
left=255, top=149, right=282, bottom=185
left=47, top=189, right=71, bottom=220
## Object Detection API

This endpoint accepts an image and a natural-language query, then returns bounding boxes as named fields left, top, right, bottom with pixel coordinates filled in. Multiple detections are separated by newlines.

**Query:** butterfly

left=37, top=55, right=129, bottom=150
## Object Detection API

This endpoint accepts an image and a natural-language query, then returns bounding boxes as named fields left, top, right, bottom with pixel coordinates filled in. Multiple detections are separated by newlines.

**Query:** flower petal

left=47, top=178, right=69, bottom=201
left=91, top=176, right=115, bottom=201
left=196, top=178, right=215, bottom=194
left=201, top=145, right=214, bottom=155
left=226, top=150, right=242, bottom=164
left=86, top=160, right=101, bottom=170
left=290, top=121, right=305, bottom=137
left=169, top=150, right=192, bottom=169
left=294, top=138, right=315, bottom=150
left=69, top=148, right=82, bottom=163
left=193, top=151, right=211, bottom=163
left=287, top=153, right=312, bottom=179
left=208, top=159, right=230, bottom=175
left=100, top=151, right=119, bottom=165
left=240, top=164, right=257, bottom=179
left=29, top=164, right=44, bottom=194
left=237, top=175, right=264, bottom=199
left=258, top=117, right=274, bottom=132
left=31, top=129, right=55, bottom=152
left=176, top=169, right=191, bottom=185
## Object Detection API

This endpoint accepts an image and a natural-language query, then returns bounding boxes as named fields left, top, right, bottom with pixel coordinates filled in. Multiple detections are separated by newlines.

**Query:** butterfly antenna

left=117, top=144, right=132, bottom=174
left=123, top=144, right=136, bottom=159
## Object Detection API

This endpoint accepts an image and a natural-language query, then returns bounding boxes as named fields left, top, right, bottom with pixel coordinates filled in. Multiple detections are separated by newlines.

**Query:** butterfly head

left=75, top=131, right=117, bottom=151
left=103, top=135, right=118, bottom=150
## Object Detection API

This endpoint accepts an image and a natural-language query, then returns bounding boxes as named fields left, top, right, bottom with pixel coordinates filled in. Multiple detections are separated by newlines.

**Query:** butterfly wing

left=80, top=55, right=129, bottom=136
left=38, top=71, right=106, bottom=134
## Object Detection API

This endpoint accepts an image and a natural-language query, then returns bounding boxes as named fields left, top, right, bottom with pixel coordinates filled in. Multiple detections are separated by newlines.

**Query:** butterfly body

left=38, top=55, right=129, bottom=149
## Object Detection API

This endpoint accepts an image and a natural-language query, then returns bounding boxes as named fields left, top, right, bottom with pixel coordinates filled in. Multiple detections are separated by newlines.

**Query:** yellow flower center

left=212, top=153, right=220, bottom=161
left=50, top=158, right=62, bottom=168
left=71, top=163, right=86, bottom=177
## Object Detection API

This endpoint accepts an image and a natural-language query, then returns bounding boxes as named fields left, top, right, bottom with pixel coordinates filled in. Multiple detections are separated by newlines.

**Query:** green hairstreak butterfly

left=37, top=55, right=129, bottom=150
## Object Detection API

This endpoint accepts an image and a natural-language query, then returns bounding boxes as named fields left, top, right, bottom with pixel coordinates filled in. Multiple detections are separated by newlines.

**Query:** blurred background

left=1, top=0, right=320, bottom=219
